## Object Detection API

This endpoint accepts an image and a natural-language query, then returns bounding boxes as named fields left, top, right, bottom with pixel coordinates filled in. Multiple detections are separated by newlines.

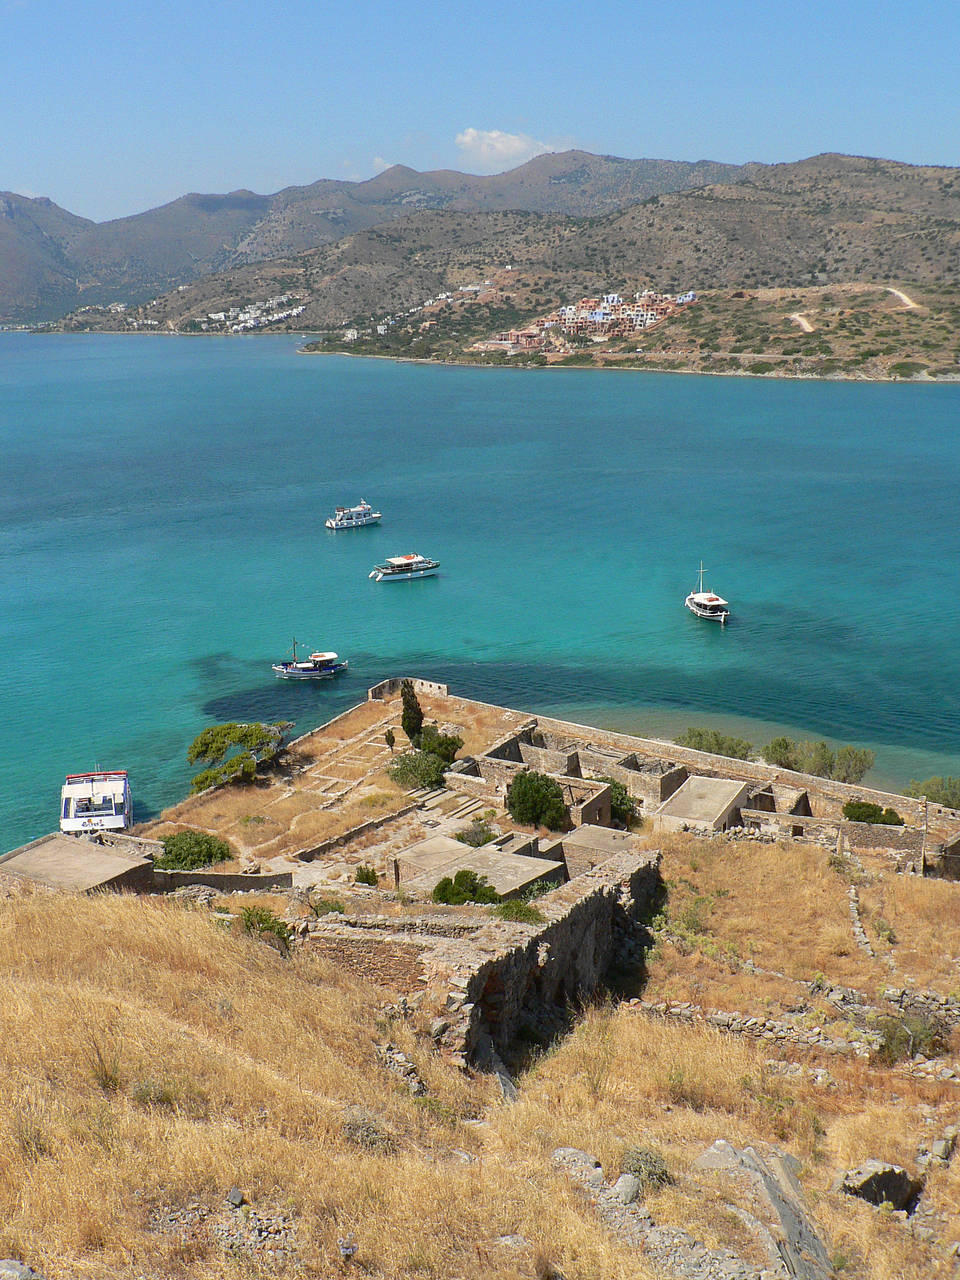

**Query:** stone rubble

left=376, top=1042, right=427, bottom=1095
left=552, top=1146, right=784, bottom=1280
left=150, top=1193, right=296, bottom=1261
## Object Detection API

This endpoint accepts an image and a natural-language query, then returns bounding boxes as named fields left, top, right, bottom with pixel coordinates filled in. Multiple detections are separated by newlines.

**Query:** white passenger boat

left=325, top=500, right=382, bottom=530
left=684, top=562, right=730, bottom=624
left=272, top=639, right=349, bottom=679
left=369, top=553, right=439, bottom=582
left=60, top=770, right=132, bottom=835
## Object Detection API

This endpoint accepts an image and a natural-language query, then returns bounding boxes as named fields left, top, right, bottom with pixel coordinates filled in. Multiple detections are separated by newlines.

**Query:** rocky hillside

left=0, top=819, right=957, bottom=1279
left=0, top=151, right=747, bottom=323
left=62, top=153, right=960, bottom=338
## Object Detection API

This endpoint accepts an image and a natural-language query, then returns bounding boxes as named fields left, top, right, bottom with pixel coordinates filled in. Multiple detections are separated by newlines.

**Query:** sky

left=3, top=0, right=959, bottom=222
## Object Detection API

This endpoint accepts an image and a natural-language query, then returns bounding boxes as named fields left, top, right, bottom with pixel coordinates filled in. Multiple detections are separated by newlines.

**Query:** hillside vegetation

left=1, top=820, right=958, bottom=1278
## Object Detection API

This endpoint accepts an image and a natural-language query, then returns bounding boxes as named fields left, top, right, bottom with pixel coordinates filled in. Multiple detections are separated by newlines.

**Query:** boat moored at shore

left=60, top=771, right=132, bottom=834
left=325, top=500, right=381, bottom=530
left=369, top=553, right=439, bottom=582
left=272, top=639, right=349, bottom=679
left=685, top=562, right=730, bottom=624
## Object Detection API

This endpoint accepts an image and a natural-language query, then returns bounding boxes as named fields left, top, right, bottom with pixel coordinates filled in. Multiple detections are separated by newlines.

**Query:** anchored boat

left=684, top=562, right=730, bottom=624
left=325, top=500, right=382, bottom=530
left=272, top=638, right=349, bottom=679
left=369, top=553, right=439, bottom=582
left=60, top=770, right=132, bottom=835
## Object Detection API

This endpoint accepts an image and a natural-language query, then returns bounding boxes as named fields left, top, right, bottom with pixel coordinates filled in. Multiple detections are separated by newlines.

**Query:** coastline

left=297, top=344, right=959, bottom=384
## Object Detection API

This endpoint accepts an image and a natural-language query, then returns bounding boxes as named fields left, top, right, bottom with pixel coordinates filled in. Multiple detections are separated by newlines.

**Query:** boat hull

left=685, top=595, right=729, bottom=622
left=272, top=662, right=348, bottom=679
left=370, top=567, right=438, bottom=582
left=325, top=514, right=381, bottom=529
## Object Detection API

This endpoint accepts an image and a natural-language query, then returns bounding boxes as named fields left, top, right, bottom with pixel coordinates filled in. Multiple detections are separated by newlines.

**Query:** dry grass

left=858, top=872, right=960, bottom=991
left=0, top=891, right=676, bottom=1280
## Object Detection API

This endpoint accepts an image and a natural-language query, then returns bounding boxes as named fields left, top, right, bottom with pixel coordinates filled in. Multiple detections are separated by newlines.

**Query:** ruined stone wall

left=367, top=678, right=449, bottom=701
left=843, top=821, right=924, bottom=857
left=151, top=868, right=295, bottom=893
left=519, top=742, right=581, bottom=777
left=427, top=850, right=661, bottom=1061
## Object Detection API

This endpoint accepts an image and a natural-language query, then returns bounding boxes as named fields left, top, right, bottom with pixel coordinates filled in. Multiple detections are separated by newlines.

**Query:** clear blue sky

left=3, top=0, right=959, bottom=221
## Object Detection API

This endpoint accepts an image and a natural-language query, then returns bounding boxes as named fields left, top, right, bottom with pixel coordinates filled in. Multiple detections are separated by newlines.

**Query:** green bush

left=354, top=864, right=378, bottom=885
left=389, top=750, right=447, bottom=790
left=506, top=770, right=568, bottom=831
left=186, top=720, right=292, bottom=794
left=906, top=776, right=960, bottom=808
left=491, top=900, right=545, bottom=924
left=842, top=800, right=903, bottom=825
left=593, top=776, right=639, bottom=826
left=763, top=737, right=874, bottom=782
left=432, top=869, right=499, bottom=905
left=156, top=829, right=233, bottom=870
left=238, top=905, right=292, bottom=950
left=308, top=896, right=345, bottom=916
left=455, top=819, right=496, bottom=847
left=873, top=1013, right=947, bottom=1065
left=417, top=723, right=463, bottom=764
left=677, top=728, right=753, bottom=760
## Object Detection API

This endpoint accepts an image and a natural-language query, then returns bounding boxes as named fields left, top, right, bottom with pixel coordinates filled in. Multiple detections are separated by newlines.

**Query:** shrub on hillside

left=906, top=776, right=960, bottom=808
left=389, top=750, right=447, bottom=791
left=873, top=1012, right=947, bottom=1066
left=238, top=905, right=292, bottom=951
left=491, top=900, right=545, bottom=924
left=506, top=770, right=568, bottom=831
left=621, top=1145, right=673, bottom=1187
left=677, top=728, right=753, bottom=760
left=432, top=869, right=499, bottom=905
left=354, top=864, right=378, bottom=885
left=842, top=800, right=903, bottom=825
left=156, top=829, right=232, bottom=870
left=417, top=723, right=463, bottom=764
left=763, top=737, right=875, bottom=783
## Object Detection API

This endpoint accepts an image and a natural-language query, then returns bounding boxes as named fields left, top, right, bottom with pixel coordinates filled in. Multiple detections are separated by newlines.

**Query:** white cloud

left=372, top=156, right=394, bottom=173
left=455, top=128, right=554, bottom=172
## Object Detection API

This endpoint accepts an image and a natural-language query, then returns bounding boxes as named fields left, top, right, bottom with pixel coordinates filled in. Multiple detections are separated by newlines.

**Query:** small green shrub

left=872, top=1013, right=947, bottom=1065
left=492, top=900, right=545, bottom=924
left=355, top=864, right=378, bottom=885
left=677, top=728, right=753, bottom=760
left=432, top=869, right=499, bottom=905
left=156, top=829, right=233, bottom=870
left=384, top=727, right=396, bottom=753
left=308, top=896, right=345, bottom=916
left=593, top=776, right=640, bottom=826
left=417, top=723, right=463, bottom=764
left=873, top=917, right=897, bottom=944
left=239, top=905, right=293, bottom=950
left=455, top=819, right=496, bottom=847
left=621, top=1146, right=673, bottom=1186
left=842, top=800, right=903, bottom=825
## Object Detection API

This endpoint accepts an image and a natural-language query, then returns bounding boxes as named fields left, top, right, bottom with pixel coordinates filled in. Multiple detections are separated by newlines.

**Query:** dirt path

left=886, top=287, right=919, bottom=310
left=789, top=312, right=814, bottom=333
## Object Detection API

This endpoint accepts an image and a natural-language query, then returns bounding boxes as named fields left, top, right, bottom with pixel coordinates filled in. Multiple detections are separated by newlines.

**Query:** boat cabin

left=60, top=771, right=132, bottom=834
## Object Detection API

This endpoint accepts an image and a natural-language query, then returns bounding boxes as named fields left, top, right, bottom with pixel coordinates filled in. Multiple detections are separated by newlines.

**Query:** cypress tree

left=400, top=680, right=424, bottom=743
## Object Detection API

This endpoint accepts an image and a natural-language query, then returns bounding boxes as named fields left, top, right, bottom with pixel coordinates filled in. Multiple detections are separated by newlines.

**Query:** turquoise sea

left=2, top=333, right=960, bottom=849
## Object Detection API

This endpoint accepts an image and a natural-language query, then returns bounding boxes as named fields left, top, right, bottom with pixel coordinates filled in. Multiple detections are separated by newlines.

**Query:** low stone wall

left=293, top=803, right=419, bottom=862
left=152, top=868, right=294, bottom=892
left=425, top=850, right=661, bottom=1062
left=843, top=820, right=924, bottom=857
left=367, top=678, right=449, bottom=701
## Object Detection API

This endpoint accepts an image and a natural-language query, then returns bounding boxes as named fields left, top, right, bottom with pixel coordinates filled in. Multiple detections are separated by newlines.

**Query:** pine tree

left=400, top=680, right=424, bottom=744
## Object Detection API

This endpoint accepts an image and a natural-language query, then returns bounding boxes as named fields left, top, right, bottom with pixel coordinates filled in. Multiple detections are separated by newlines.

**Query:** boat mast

left=698, top=561, right=705, bottom=593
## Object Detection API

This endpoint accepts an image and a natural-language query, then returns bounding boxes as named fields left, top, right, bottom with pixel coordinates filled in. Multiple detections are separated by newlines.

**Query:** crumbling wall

left=426, top=850, right=661, bottom=1061
left=367, top=678, right=449, bottom=701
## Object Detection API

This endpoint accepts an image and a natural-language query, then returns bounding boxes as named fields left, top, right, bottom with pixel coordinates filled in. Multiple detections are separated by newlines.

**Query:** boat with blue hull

left=272, top=639, right=349, bottom=679
left=369, top=553, right=439, bottom=582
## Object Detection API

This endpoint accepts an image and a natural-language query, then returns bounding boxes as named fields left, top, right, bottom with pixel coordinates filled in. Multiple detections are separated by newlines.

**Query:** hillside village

left=2, top=679, right=959, bottom=1279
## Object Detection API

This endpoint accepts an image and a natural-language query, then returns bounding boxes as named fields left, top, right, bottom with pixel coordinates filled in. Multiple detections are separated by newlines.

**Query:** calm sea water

left=2, top=333, right=960, bottom=849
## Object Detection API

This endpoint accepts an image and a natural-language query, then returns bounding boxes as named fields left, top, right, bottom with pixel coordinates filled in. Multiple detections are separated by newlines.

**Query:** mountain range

left=0, top=152, right=748, bottom=323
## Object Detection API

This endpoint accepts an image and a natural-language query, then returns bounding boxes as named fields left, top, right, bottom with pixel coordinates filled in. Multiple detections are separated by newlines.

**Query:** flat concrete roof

left=0, top=833, right=149, bottom=893
left=396, top=835, right=563, bottom=898
left=560, top=825, right=644, bottom=856
left=656, top=777, right=751, bottom=826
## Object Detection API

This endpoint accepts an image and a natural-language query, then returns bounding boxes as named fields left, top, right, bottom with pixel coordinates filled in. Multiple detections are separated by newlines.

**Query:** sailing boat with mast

left=271, top=637, right=349, bottom=679
left=684, top=562, right=730, bottom=624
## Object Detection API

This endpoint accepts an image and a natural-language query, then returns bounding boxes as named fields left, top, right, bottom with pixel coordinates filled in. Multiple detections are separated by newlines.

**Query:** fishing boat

left=60, top=770, right=132, bottom=835
left=369, top=553, right=439, bottom=582
left=325, top=500, right=382, bottom=530
left=272, top=639, right=349, bottom=679
left=684, top=562, right=730, bottom=624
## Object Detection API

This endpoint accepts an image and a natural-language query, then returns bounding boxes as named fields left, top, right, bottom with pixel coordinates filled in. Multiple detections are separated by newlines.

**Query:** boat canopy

left=691, top=592, right=728, bottom=607
left=308, top=652, right=338, bottom=662
left=386, top=554, right=422, bottom=565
